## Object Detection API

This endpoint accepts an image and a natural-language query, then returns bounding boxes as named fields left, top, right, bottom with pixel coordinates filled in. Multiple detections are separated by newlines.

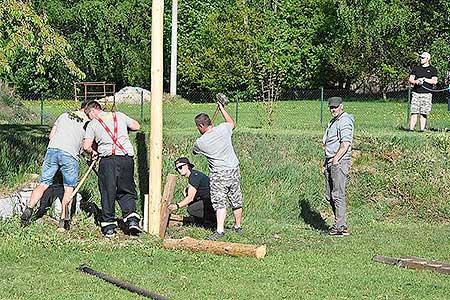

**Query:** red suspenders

left=96, top=112, right=128, bottom=155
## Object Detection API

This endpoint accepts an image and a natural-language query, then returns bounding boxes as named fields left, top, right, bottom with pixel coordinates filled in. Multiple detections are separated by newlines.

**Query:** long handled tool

left=78, top=265, right=171, bottom=300
left=60, top=159, right=98, bottom=226
left=211, top=92, right=230, bottom=123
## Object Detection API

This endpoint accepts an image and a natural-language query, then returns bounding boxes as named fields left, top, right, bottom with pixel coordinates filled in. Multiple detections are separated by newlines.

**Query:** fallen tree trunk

left=163, top=236, right=267, bottom=259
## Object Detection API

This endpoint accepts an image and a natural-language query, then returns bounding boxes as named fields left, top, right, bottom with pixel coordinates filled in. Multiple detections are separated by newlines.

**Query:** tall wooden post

left=148, top=0, right=164, bottom=235
left=169, top=0, right=178, bottom=96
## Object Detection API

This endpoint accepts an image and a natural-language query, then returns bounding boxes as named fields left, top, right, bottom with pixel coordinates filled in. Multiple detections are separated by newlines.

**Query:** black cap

left=328, top=97, right=343, bottom=107
left=174, top=157, right=194, bottom=168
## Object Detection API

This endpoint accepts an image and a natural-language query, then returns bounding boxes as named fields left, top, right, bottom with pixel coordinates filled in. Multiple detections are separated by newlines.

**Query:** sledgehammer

left=211, top=92, right=230, bottom=123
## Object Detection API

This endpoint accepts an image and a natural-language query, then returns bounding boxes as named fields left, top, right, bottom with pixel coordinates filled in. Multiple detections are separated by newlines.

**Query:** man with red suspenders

left=83, top=101, right=142, bottom=237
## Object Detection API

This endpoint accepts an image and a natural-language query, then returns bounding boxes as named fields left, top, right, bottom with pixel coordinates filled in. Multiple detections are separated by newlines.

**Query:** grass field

left=2, top=100, right=450, bottom=299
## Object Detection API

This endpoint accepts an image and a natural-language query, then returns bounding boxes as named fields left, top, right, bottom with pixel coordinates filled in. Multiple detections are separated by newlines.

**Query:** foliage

left=0, top=0, right=84, bottom=96
left=0, top=0, right=447, bottom=98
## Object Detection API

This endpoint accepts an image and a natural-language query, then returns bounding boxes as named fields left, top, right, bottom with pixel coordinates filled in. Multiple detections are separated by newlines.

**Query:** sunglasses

left=329, top=106, right=339, bottom=109
left=420, top=56, right=427, bottom=59
left=175, top=164, right=186, bottom=171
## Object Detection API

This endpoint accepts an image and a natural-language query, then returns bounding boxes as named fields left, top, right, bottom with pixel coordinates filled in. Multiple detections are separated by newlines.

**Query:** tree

left=0, top=0, right=84, bottom=96
left=327, top=0, right=418, bottom=98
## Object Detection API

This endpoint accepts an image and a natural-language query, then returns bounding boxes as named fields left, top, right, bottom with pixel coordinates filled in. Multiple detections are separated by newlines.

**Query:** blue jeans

left=40, top=148, right=79, bottom=187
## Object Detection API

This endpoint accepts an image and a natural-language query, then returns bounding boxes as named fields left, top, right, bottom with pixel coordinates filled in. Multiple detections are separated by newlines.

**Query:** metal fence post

left=406, top=87, right=411, bottom=129
left=235, top=92, right=239, bottom=124
left=40, top=94, right=44, bottom=125
left=320, top=87, right=324, bottom=126
left=140, top=90, right=144, bottom=123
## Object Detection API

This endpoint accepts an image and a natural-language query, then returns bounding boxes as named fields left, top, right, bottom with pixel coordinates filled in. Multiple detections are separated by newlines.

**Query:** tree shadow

left=298, top=199, right=329, bottom=232
left=135, top=132, right=148, bottom=212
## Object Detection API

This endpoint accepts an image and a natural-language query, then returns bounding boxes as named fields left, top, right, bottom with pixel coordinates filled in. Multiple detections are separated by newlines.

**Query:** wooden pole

left=148, top=0, right=164, bottom=235
left=169, top=0, right=178, bottom=96
left=159, top=174, right=177, bottom=238
left=163, top=237, right=267, bottom=259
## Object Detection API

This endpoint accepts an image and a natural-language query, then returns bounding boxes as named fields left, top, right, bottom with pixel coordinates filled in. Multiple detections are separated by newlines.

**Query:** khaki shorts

left=210, top=167, right=242, bottom=210
left=411, top=92, right=432, bottom=115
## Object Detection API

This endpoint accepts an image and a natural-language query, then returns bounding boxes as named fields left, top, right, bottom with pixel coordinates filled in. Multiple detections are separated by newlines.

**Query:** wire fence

left=4, top=87, right=450, bottom=131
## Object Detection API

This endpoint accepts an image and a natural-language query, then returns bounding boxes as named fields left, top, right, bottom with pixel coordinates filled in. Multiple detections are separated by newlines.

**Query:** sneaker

left=104, top=228, right=116, bottom=238
left=233, top=227, right=243, bottom=234
left=128, top=220, right=142, bottom=236
left=20, top=207, right=34, bottom=227
left=205, top=231, right=225, bottom=241
left=341, top=226, right=350, bottom=236
left=329, top=227, right=343, bottom=236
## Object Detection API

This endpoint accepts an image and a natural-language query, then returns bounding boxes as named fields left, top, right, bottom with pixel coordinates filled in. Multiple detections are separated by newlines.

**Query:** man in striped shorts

left=193, top=102, right=243, bottom=240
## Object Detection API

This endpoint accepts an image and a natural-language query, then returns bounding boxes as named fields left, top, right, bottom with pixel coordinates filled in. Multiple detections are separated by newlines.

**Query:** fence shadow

left=135, top=132, right=148, bottom=212
left=298, top=199, right=329, bottom=232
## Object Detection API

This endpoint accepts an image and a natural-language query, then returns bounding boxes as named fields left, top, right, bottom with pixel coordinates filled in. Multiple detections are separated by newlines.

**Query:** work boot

left=104, top=228, right=117, bottom=238
left=20, top=207, right=34, bottom=227
left=128, top=219, right=142, bottom=236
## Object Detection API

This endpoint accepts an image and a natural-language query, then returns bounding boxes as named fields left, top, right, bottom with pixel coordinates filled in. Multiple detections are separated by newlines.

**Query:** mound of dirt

left=103, top=86, right=151, bottom=104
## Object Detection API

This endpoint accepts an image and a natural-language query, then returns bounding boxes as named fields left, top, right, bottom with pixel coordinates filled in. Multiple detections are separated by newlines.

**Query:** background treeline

left=1, top=0, right=449, bottom=99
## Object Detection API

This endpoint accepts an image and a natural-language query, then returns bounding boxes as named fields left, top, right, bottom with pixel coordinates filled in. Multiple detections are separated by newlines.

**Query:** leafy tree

left=327, top=0, right=418, bottom=98
left=0, top=0, right=84, bottom=96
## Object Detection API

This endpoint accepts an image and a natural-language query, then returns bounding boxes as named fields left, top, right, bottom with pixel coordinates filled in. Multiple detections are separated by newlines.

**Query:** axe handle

left=211, top=106, right=220, bottom=123
left=72, top=159, right=97, bottom=198
left=61, top=159, right=98, bottom=220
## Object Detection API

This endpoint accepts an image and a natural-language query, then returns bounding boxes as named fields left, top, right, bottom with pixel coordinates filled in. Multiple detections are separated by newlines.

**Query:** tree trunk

left=163, top=237, right=267, bottom=259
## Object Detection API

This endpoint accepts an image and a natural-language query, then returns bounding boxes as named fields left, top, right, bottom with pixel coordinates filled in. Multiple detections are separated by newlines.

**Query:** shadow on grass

left=298, top=199, right=329, bottom=232
left=0, top=124, right=49, bottom=186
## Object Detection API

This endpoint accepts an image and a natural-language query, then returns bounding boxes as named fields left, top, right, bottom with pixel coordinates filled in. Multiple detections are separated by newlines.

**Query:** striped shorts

left=210, top=167, right=243, bottom=210
left=411, top=92, right=432, bottom=115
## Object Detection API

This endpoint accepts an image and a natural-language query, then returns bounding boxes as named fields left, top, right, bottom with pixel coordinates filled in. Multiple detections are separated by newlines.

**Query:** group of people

left=20, top=51, right=437, bottom=239
left=21, top=100, right=142, bottom=238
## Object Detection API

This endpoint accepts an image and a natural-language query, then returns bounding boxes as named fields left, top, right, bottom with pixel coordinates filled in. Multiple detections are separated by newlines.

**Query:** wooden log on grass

left=163, top=236, right=267, bottom=259
left=158, top=174, right=177, bottom=238
left=373, top=255, right=450, bottom=275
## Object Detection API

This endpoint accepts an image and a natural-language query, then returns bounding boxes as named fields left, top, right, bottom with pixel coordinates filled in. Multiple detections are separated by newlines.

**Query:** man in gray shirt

left=323, top=97, right=354, bottom=236
left=83, top=101, right=141, bottom=238
left=21, top=101, right=89, bottom=228
left=193, top=102, right=242, bottom=240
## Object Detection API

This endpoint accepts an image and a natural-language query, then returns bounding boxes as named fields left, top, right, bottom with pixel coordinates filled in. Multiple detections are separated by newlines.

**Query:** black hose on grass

left=78, top=264, right=170, bottom=300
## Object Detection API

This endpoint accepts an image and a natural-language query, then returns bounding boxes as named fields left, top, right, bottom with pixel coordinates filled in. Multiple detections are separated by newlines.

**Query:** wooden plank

left=372, top=255, right=399, bottom=265
left=163, top=236, right=267, bottom=259
left=373, top=255, right=450, bottom=275
left=159, top=174, right=177, bottom=238
left=167, top=214, right=184, bottom=227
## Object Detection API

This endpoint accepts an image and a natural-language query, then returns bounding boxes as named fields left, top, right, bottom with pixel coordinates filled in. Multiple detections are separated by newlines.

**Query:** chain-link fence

left=5, top=86, right=450, bottom=132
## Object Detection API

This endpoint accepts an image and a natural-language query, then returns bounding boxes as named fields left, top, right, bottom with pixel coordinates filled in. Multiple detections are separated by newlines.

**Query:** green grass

left=3, top=100, right=450, bottom=299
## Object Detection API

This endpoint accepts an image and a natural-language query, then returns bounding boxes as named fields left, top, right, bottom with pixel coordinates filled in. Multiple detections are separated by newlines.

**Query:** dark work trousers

left=186, top=200, right=217, bottom=229
left=324, top=159, right=351, bottom=230
left=98, top=155, right=137, bottom=231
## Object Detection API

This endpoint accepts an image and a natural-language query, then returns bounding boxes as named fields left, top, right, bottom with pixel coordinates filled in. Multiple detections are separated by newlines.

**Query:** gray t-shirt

left=193, top=122, right=239, bottom=171
left=323, top=112, right=354, bottom=160
left=48, top=111, right=88, bottom=160
left=84, top=111, right=135, bottom=157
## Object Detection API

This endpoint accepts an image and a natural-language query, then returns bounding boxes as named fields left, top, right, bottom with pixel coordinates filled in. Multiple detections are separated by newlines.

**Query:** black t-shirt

left=410, top=65, right=438, bottom=93
left=188, top=170, right=211, bottom=203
